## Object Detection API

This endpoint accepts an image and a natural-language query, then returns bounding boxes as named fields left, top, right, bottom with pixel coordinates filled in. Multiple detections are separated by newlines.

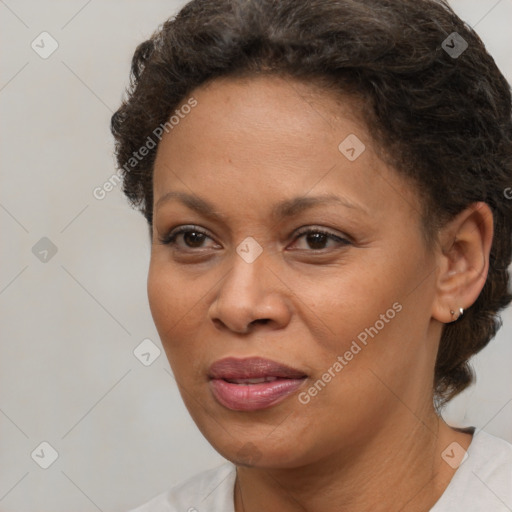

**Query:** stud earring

left=450, top=307, right=464, bottom=320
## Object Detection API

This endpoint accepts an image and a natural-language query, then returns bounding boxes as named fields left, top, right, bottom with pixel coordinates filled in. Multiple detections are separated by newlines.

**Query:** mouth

left=208, top=357, right=307, bottom=411
left=224, top=376, right=280, bottom=384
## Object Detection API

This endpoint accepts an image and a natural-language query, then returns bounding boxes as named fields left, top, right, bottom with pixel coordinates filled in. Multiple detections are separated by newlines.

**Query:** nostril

left=251, top=318, right=271, bottom=325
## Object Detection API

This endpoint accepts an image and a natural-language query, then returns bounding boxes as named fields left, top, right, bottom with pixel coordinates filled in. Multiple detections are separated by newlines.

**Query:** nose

left=208, top=252, right=292, bottom=334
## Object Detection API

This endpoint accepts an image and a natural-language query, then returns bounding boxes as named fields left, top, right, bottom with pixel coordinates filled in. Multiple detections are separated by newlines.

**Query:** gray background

left=0, top=1, right=511, bottom=510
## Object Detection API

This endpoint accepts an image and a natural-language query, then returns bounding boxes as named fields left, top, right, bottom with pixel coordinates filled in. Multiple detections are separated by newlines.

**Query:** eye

left=158, top=225, right=219, bottom=249
left=290, top=227, right=351, bottom=251
left=158, top=225, right=351, bottom=252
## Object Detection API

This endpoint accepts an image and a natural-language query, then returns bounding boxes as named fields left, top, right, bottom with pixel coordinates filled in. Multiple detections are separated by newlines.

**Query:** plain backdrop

left=0, top=1, right=511, bottom=510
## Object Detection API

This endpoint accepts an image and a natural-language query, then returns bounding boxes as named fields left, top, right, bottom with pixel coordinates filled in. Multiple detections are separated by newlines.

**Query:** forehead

left=152, top=74, right=419, bottom=225
left=178, top=74, right=365, bottom=141
left=154, top=75, right=364, bottom=183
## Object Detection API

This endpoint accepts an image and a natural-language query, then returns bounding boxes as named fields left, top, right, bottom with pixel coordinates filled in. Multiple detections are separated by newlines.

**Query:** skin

left=147, top=75, right=493, bottom=512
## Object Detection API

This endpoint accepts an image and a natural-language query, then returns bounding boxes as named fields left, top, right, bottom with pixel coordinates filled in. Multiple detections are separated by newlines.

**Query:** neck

left=234, top=410, right=473, bottom=512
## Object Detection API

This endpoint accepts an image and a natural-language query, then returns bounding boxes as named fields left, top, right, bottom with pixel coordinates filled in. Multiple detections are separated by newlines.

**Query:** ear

left=431, top=202, right=494, bottom=324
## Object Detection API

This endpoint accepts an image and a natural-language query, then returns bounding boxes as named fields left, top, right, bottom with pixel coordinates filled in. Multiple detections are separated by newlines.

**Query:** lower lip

left=209, top=378, right=306, bottom=411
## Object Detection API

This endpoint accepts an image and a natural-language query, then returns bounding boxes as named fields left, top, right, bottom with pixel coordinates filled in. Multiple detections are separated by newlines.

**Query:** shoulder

left=431, top=429, right=512, bottom=511
left=126, top=461, right=236, bottom=512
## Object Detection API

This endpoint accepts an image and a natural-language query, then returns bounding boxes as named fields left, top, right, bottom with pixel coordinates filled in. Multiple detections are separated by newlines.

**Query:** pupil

left=184, top=231, right=204, bottom=247
left=307, top=233, right=327, bottom=249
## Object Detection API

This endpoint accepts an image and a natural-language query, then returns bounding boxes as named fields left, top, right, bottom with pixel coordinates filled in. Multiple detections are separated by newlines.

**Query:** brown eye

left=291, top=228, right=351, bottom=251
left=159, top=226, right=217, bottom=249
left=182, top=231, right=207, bottom=247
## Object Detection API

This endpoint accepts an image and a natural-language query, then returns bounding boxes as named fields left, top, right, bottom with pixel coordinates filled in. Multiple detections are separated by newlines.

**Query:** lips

left=226, top=376, right=278, bottom=384
left=209, top=357, right=307, bottom=380
left=208, top=357, right=307, bottom=411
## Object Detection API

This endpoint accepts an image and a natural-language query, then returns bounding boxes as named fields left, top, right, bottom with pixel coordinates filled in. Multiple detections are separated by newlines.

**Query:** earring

left=450, top=307, right=464, bottom=320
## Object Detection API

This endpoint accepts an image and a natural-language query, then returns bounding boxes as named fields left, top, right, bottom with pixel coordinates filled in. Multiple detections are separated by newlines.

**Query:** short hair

left=111, top=0, right=512, bottom=407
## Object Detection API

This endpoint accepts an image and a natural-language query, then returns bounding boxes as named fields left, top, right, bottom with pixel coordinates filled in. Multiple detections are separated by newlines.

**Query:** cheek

left=297, top=257, right=432, bottom=408
left=291, top=251, right=424, bottom=390
left=146, top=261, right=207, bottom=364
left=291, top=262, right=400, bottom=352
left=147, top=262, right=177, bottom=334
left=147, top=258, right=209, bottom=325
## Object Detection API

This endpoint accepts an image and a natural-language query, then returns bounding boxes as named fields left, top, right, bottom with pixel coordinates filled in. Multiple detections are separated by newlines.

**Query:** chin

left=201, top=425, right=314, bottom=469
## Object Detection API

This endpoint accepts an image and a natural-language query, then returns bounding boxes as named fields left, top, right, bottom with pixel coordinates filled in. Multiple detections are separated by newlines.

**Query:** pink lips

left=208, top=357, right=307, bottom=411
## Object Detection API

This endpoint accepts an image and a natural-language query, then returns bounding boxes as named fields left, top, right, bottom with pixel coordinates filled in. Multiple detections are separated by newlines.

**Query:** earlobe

left=431, top=202, right=494, bottom=324
left=449, top=307, right=464, bottom=322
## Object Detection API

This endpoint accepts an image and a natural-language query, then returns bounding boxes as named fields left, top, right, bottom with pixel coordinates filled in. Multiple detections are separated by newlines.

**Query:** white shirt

left=127, top=429, right=512, bottom=511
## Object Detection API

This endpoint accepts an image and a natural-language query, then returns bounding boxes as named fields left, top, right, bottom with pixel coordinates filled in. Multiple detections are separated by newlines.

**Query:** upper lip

left=208, top=357, right=307, bottom=380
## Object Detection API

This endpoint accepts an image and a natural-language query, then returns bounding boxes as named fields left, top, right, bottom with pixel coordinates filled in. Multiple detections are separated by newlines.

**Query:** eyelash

left=157, top=225, right=351, bottom=251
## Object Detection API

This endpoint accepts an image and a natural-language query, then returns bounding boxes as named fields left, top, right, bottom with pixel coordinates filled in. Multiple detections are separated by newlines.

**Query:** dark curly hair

left=111, top=0, right=512, bottom=406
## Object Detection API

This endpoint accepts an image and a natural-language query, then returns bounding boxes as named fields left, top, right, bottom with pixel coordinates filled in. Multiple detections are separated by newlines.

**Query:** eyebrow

left=154, top=191, right=368, bottom=221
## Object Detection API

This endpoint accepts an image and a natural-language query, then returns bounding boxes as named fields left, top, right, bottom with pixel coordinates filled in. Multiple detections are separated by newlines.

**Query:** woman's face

left=148, top=75, right=442, bottom=468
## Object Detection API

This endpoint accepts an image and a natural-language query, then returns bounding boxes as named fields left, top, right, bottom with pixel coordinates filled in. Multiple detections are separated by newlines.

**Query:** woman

left=111, top=0, right=512, bottom=510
